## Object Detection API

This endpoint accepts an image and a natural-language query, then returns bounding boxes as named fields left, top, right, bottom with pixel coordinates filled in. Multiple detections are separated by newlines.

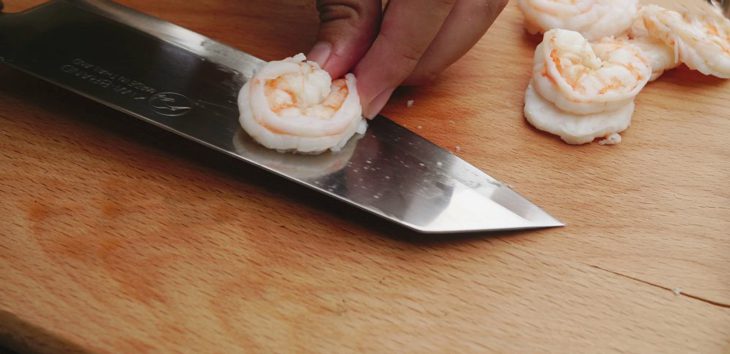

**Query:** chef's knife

left=0, top=0, right=563, bottom=233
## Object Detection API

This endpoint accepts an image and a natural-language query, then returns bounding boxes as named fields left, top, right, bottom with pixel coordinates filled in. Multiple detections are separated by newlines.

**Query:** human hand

left=308, top=0, right=509, bottom=118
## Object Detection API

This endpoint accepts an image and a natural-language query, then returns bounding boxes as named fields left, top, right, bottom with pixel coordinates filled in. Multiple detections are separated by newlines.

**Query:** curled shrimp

left=524, top=83, right=634, bottom=144
left=635, top=5, right=730, bottom=79
left=517, top=0, right=639, bottom=40
left=238, top=54, right=366, bottom=154
left=627, top=5, right=681, bottom=82
left=524, top=29, right=650, bottom=144
left=532, top=29, right=652, bottom=115
left=625, top=37, right=680, bottom=82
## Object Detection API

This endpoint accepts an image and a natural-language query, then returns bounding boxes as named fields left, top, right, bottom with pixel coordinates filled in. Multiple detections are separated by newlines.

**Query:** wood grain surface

left=1, top=0, right=729, bottom=353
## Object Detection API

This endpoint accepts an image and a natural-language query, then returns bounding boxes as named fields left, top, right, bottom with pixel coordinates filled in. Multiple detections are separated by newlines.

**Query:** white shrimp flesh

left=238, top=54, right=366, bottom=154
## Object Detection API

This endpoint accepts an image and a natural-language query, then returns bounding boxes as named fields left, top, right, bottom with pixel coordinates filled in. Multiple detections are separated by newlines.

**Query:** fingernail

left=364, top=87, right=395, bottom=119
left=307, top=42, right=332, bottom=68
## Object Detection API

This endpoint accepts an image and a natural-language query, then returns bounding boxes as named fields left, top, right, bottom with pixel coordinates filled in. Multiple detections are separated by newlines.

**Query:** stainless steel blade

left=0, top=0, right=563, bottom=233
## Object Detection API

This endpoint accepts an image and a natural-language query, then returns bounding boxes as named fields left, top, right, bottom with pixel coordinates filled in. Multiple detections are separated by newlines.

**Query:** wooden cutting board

left=1, top=0, right=728, bottom=353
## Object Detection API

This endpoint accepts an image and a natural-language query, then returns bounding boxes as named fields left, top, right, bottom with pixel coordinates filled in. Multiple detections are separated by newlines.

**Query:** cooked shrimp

left=627, top=5, right=680, bottom=82
left=636, top=5, right=730, bottom=79
left=238, top=54, right=366, bottom=153
left=626, top=36, right=680, bottom=82
left=517, top=0, right=639, bottom=40
left=532, top=29, right=651, bottom=115
left=524, top=83, right=634, bottom=144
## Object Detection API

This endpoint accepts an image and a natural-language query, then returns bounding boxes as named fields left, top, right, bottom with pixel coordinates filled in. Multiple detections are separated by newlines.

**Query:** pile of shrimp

left=519, top=1, right=730, bottom=144
left=238, top=54, right=367, bottom=153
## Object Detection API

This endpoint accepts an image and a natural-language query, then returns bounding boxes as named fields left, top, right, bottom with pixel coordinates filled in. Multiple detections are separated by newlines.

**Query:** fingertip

left=363, top=87, right=396, bottom=119
left=308, top=43, right=351, bottom=79
left=403, top=70, right=440, bottom=86
left=307, top=41, right=332, bottom=68
left=322, top=51, right=357, bottom=80
left=353, top=55, right=396, bottom=117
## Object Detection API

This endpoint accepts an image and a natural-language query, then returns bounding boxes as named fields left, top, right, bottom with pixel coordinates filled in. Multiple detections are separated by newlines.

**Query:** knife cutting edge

left=0, top=0, right=563, bottom=233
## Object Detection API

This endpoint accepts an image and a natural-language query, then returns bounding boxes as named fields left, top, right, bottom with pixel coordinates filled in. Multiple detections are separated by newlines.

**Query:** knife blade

left=0, top=0, right=563, bottom=233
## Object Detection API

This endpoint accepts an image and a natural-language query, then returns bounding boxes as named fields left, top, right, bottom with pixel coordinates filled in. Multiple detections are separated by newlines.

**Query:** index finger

left=354, top=0, right=457, bottom=118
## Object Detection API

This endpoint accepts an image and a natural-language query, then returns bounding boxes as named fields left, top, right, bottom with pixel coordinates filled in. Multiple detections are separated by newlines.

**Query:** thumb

left=308, top=0, right=381, bottom=79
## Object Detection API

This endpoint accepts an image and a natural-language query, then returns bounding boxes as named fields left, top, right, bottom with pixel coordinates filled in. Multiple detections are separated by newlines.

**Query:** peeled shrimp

left=525, top=29, right=649, bottom=144
left=627, top=6, right=681, bottom=81
left=626, top=36, right=680, bottom=81
left=532, top=29, right=651, bottom=115
left=524, top=83, right=633, bottom=144
left=635, top=5, right=730, bottom=79
left=238, top=54, right=366, bottom=154
left=517, top=0, right=639, bottom=40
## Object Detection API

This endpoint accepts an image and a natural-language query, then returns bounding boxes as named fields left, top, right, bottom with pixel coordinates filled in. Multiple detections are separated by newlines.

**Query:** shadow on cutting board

left=0, top=67, right=546, bottom=246
left=0, top=311, right=92, bottom=354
